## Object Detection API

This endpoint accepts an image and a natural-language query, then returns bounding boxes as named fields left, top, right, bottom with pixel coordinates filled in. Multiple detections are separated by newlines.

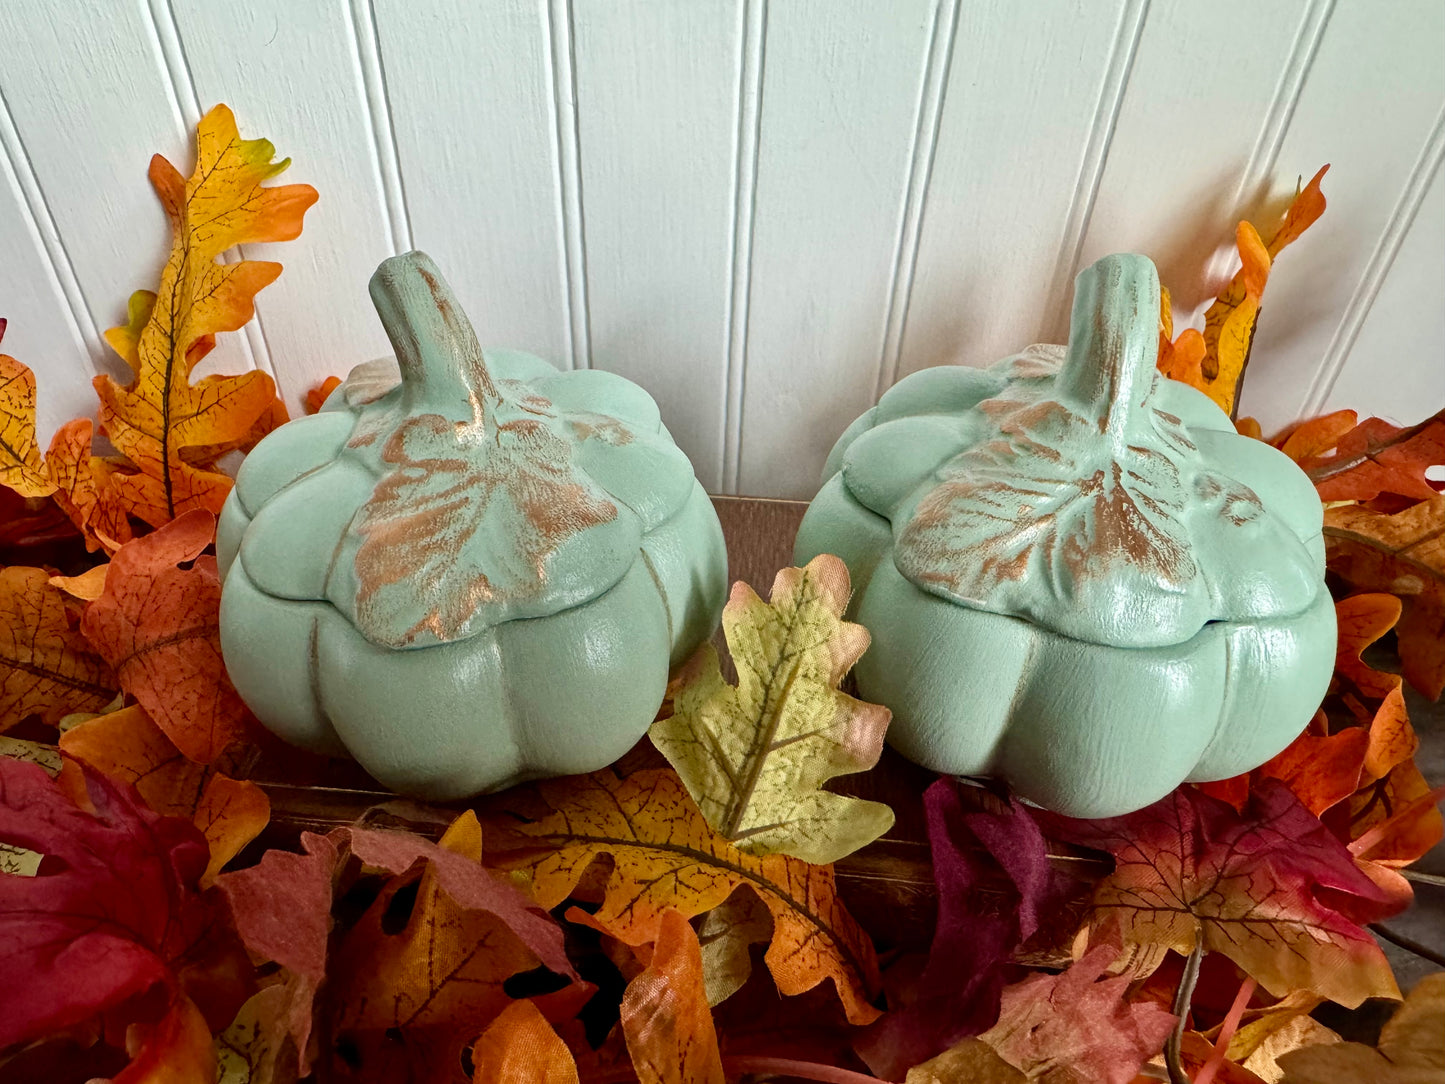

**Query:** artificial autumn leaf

left=697, top=887, right=774, bottom=1006
left=0, top=758, right=251, bottom=1050
left=0, top=346, right=57, bottom=498
left=858, top=780, right=1068, bottom=1079
left=304, top=376, right=343, bottom=415
left=0, top=564, right=116, bottom=729
left=1296, top=408, right=1445, bottom=504
left=94, top=104, right=314, bottom=526
left=483, top=768, right=882, bottom=1024
left=80, top=509, right=250, bottom=763
left=50, top=563, right=109, bottom=602
left=470, top=1000, right=579, bottom=1084
left=1324, top=495, right=1445, bottom=700
left=321, top=812, right=586, bottom=1084
left=906, top=940, right=1176, bottom=1084
left=651, top=555, right=893, bottom=865
left=1276, top=972, right=1445, bottom=1083
left=1273, top=409, right=1359, bottom=462
left=216, top=985, right=294, bottom=1084
left=112, top=992, right=218, bottom=1084
left=217, top=813, right=576, bottom=1080
left=57, top=705, right=269, bottom=885
left=44, top=418, right=134, bottom=553
left=1159, top=166, right=1328, bottom=416
left=1040, top=780, right=1400, bottom=1007
left=620, top=909, right=726, bottom=1084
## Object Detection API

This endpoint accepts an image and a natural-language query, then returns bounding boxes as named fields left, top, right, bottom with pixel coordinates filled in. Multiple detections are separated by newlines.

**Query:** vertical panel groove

left=348, top=0, right=413, bottom=255
left=1303, top=102, right=1445, bottom=416
left=1202, top=0, right=1333, bottom=293
left=144, top=0, right=274, bottom=378
left=545, top=0, right=591, bottom=370
left=1038, top=0, right=1149, bottom=341
left=876, top=0, right=958, bottom=401
left=0, top=84, right=104, bottom=368
left=722, top=0, right=766, bottom=494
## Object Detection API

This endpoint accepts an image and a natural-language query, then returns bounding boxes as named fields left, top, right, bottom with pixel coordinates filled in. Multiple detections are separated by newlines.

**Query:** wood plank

left=1238, top=0, right=1445, bottom=430
left=735, top=0, right=937, bottom=499
left=372, top=0, right=571, bottom=366
left=169, top=0, right=399, bottom=410
left=895, top=0, right=1127, bottom=382
left=571, top=0, right=742, bottom=492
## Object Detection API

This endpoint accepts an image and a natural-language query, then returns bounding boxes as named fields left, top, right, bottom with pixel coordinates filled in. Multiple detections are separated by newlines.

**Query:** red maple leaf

left=0, top=758, right=250, bottom=1051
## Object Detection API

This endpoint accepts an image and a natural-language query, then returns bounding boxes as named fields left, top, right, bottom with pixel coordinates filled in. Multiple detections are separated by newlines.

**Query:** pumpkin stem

left=1055, top=253, right=1161, bottom=446
left=368, top=251, right=499, bottom=422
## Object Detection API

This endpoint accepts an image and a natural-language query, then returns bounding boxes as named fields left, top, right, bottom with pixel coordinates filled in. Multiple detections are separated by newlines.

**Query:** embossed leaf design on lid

left=332, top=253, right=668, bottom=649
left=894, top=254, right=1320, bottom=649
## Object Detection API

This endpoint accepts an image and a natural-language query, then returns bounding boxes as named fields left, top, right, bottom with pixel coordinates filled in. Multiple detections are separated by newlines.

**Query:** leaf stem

left=1194, top=977, right=1255, bottom=1084
left=1165, top=928, right=1205, bottom=1084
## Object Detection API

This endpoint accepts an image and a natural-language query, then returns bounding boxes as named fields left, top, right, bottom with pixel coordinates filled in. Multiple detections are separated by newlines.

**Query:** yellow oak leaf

left=1276, top=972, right=1444, bottom=1083
left=651, top=555, right=893, bottom=865
left=483, top=768, right=882, bottom=1025
left=620, top=909, right=725, bottom=1084
left=0, top=342, right=56, bottom=498
left=94, top=104, right=313, bottom=526
left=0, top=566, right=116, bottom=730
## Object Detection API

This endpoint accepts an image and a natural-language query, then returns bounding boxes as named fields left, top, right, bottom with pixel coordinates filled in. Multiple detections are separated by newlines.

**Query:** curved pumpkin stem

left=1055, top=252, right=1162, bottom=448
left=368, top=250, right=498, bottom=422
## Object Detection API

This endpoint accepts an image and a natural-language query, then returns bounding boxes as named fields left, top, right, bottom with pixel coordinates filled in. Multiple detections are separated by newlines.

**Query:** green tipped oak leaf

left=0, top=758, right=250, bottom=1050
left=650, top=554, right=893, bottom=865
left=1040, top=780, right=1401, bottom=1007
left=482, top=768, right=882, bottom=1024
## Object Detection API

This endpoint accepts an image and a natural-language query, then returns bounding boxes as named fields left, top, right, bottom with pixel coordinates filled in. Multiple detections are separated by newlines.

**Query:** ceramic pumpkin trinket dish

left=794, top=253, right=1335, bottom=818
left=218, top=251, right=728, bottom=799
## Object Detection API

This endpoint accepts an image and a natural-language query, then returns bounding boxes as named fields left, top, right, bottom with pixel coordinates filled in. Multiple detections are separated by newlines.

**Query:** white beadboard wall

left=1, top=0, right=1442, bottom=498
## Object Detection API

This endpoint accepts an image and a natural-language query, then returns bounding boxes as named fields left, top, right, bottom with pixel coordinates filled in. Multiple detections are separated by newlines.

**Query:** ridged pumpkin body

left=218, top=253, right=727, bottom=799
left=794, top=254, right=1335, bottom=817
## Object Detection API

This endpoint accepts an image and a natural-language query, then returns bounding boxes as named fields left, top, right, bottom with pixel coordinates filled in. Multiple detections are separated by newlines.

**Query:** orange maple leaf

left=94, top=104, right=314, bottom=526
left=58, top=705, right=269, bottom=885
left=80, top=510, right=250, bottom=763
left=483, top=768, right=882, bottom=1025
left=620, top=909, right=726, bottom=1084
left=0, top=565, right=116, bottom=729
left=1158, top=165, right=1328, bottom=417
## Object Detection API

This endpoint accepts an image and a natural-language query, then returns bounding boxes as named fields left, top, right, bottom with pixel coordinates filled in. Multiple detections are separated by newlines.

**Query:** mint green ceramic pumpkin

left=794, top=253, right=1335, bottom=818
left=218, top=252, right=727, bottom=799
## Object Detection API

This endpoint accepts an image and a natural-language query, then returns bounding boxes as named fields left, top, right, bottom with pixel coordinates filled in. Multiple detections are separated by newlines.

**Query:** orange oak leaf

left=483, top=768, right=882, bottom=1025
left=57, top=705, right=268, bottom=885
left=471, top=1000, right=579, bottom=1084
left=1296, top=409, right=1445, bottom=505
left=620, top=909, right=726, bottom=1084
left=1324, top=495, right=1445, bottom=700
left=80, top=510, right=250, bottom=763
left=304, top=375, right=343, bottom=415
left=1040, top=780, right=1401, bottom=1007
left=0, top=565, right=116, bottom=730
left=44, top=419, right=135, bottom=554
left=94, top=104, right=313, bottom=526
left=0, top=345, right=57, bottom=498
left=111, top=992, right=217, bottom=1084
left=1272, top=409, right=1358, bottom=462
left=1334, top=593, right=1407, bottom=707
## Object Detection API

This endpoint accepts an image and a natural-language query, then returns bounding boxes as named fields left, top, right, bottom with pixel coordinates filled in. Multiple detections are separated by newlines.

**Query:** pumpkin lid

left=252, top=252, right=694, bottom=649
left=878, top=254, right=1323, bottom=649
